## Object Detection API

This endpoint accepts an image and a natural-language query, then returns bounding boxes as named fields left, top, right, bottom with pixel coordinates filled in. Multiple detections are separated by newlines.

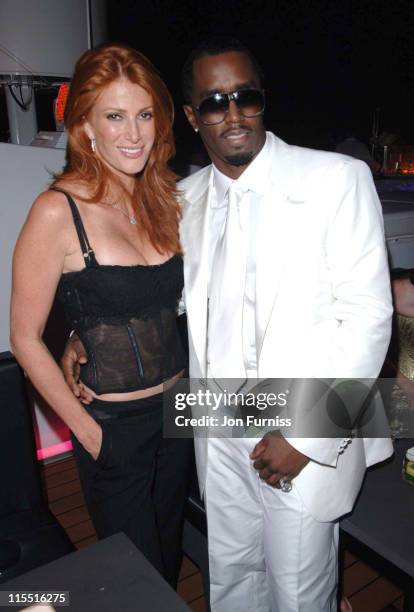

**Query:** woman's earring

left=194, top=128, right=199, bottom=133
left=90, top=138, right=96, bottom=152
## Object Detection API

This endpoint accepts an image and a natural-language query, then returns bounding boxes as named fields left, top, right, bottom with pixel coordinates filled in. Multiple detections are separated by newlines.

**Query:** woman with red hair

left=10, top=43, right=191, bottom=586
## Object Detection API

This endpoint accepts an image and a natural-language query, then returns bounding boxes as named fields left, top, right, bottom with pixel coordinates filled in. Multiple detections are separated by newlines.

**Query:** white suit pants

left=204, top=437, right=338, bottom=612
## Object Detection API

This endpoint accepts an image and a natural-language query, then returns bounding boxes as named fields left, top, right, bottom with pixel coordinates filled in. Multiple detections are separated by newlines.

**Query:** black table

left=340, top=439, right=414, bottom=609
left=1, top=533, right=190, bottom=612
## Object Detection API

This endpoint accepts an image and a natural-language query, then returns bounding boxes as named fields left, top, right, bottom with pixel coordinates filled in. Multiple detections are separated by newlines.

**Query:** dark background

left=106, top=0, right=414, bottom=161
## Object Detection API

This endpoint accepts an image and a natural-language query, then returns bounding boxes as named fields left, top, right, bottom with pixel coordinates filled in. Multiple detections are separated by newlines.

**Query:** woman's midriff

left=79, top=369, right=185, bottom=402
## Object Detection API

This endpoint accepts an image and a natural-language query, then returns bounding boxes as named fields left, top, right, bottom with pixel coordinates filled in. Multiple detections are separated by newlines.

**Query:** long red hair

left=53, top=43, right=181, bottom=254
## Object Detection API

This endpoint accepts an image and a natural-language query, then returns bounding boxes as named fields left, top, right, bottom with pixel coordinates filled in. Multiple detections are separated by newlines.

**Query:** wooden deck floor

left=41, top=454, right=405, bottom=611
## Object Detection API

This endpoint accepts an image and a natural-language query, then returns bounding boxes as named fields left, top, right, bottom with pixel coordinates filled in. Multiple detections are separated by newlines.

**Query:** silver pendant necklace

left=110, top=202, right=137, bottom=225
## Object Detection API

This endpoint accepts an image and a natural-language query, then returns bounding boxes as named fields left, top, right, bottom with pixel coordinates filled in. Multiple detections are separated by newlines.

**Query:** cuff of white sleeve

left=287, top=437, right=342, bottom=467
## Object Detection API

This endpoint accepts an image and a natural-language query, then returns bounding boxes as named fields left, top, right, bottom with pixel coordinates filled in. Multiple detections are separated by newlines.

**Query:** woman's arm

left=10, top=191, right=102, bottom=458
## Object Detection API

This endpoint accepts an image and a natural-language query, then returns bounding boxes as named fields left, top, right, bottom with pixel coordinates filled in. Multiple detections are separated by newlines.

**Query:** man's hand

left=250, top=431, right=309, bottom=488
left=61, top=335, right=93, bottom=404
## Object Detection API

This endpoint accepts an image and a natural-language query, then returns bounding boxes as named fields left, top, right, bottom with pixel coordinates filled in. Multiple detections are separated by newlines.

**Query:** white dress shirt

left=208, top=134, right=273, bottom=377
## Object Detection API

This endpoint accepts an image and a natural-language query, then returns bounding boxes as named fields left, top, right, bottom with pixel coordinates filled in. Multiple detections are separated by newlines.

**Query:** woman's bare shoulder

left=15, top=190, right=74, bottom=258
left=29, top=189, right=74, bottom=226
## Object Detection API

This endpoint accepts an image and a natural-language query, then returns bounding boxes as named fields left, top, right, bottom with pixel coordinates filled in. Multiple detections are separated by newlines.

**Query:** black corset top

left=54, top=189, right=186, bottom=395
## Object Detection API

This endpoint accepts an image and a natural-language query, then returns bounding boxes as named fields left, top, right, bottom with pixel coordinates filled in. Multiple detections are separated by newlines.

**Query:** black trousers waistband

left=87, top=392, right=164, bottom=420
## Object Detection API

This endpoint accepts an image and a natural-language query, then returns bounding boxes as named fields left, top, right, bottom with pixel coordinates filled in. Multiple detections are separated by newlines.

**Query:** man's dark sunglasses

left=195, top=88, right=265, bottom=126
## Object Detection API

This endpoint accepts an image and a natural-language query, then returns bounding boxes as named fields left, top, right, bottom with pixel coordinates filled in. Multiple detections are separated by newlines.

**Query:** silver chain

left=107, top=202, right=137, bottom=225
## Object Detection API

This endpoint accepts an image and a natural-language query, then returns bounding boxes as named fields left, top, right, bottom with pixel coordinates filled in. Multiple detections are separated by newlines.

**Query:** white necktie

left=208, top=183, right=247, bottom=385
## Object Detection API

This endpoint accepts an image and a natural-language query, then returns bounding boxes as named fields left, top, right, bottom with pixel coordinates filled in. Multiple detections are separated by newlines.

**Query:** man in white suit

left=178, top=38, right=393, bottom=611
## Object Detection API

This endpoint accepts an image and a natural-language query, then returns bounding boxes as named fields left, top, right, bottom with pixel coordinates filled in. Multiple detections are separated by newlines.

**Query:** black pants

left=71, top=393, right=193, bottom=587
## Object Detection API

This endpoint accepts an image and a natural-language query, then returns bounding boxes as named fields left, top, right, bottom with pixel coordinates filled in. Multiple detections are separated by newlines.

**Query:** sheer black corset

left=54, top=189, right=186, bottom=394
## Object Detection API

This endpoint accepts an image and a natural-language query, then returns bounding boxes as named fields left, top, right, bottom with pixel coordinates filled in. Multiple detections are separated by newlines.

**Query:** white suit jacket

left=178, top=132, right=393, bottom=522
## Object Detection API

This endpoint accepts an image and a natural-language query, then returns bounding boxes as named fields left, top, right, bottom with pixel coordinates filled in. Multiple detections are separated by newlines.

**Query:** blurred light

left=37, top=439, right=72, bottom=461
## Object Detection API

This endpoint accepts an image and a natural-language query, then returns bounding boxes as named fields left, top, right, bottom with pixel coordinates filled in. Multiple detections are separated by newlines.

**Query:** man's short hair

left=181, top=36, right=264, bottom=104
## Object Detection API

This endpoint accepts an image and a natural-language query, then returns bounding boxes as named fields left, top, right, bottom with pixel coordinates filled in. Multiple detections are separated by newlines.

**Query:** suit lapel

left=255, top=134, right=301, bottom=361
left=180, top=169, right=213, bottom=376
left=255, top=185, right=290, bottom=359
